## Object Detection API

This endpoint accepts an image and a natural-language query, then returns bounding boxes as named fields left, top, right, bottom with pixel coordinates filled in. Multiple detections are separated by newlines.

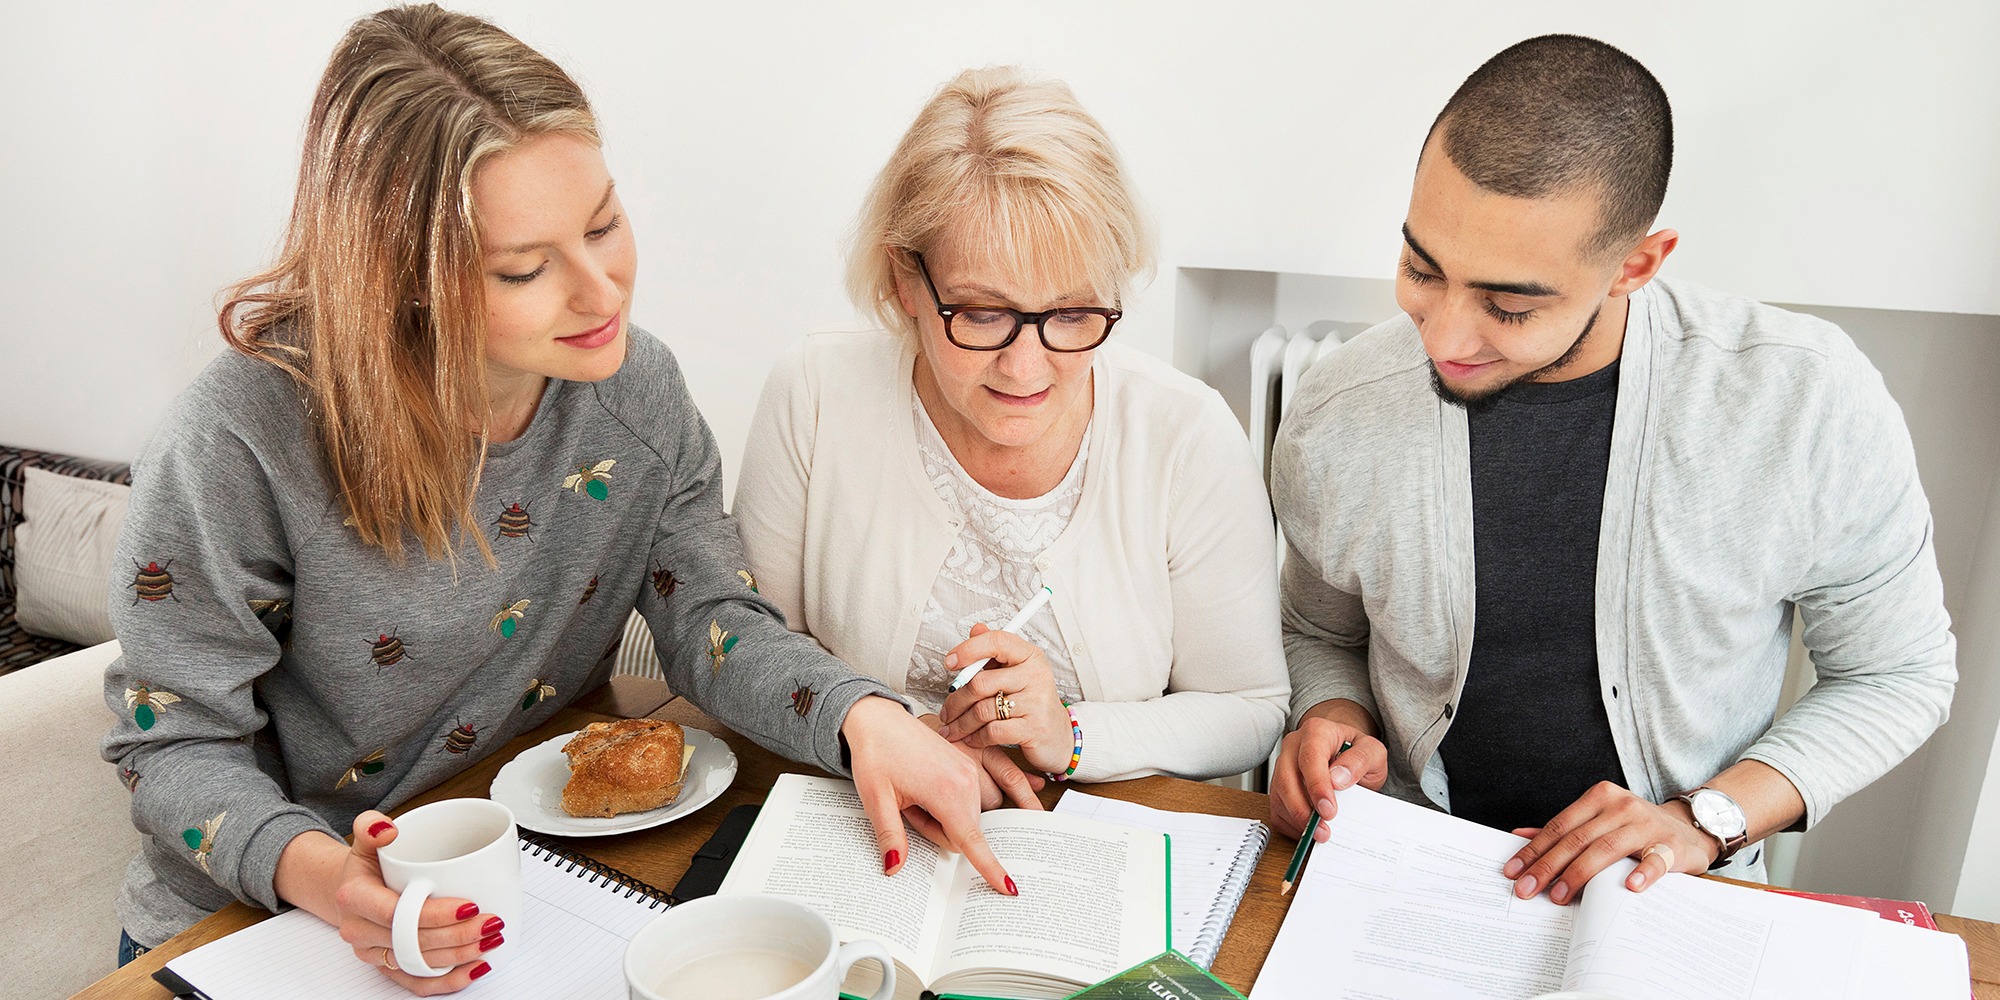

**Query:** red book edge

left=1768, top=887, right=1939, bottom=930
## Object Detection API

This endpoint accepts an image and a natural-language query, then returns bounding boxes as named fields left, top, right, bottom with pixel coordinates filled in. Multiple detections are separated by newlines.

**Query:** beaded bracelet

left=1052, top=698, right=1083, bottom=781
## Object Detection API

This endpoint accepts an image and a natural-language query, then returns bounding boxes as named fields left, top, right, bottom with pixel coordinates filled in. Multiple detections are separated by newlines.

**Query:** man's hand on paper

left=1268, top=698, right=1389, bottom=842
left=843, top=695, right=1020, bottom=895
left=1502, top=782, right=1720, bottom=905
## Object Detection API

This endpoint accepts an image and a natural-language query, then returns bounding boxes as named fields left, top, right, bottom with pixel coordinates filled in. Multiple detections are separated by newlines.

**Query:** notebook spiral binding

left=1187, top=822, right=1271, bottom=968
left=521, top=833, right=680, bottom=908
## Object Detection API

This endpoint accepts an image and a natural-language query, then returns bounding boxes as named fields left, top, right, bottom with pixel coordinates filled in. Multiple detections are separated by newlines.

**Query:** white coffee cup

left=377, top=798, right=523, bottom=978
left=624, top=894, right=896, bottom=1000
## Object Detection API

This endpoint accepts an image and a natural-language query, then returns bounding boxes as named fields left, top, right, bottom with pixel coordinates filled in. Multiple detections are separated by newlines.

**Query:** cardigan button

left=1033, top=556, right=1052, bottom=572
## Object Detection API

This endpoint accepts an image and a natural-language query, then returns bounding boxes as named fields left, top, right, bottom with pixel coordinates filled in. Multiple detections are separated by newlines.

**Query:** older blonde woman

left=735, top=67, right=1288, bottom=799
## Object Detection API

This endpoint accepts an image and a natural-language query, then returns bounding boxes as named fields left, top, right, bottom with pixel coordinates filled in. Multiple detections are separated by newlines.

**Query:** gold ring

left=378, top=945, right=399, bottom=972
left=995, top=693, right=1014, bottom=720
left=1639, top=843, right=1675, bottom=871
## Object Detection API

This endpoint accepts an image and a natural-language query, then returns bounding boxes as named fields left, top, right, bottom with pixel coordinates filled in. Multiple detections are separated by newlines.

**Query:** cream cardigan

left=733, top=331, right=1290, bottom=781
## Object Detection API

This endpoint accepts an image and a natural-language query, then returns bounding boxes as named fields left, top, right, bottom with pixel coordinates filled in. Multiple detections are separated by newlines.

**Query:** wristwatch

left=1673, top=787, right=1749, bottom=869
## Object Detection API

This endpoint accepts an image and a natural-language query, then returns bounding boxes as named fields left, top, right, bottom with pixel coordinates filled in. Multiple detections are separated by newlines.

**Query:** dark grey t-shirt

left=1439, top=360, right=1628, bottom=832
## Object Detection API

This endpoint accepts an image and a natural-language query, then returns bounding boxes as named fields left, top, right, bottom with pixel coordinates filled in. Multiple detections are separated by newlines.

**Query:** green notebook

left=1061, top=950, right=1247, bottom=1000
left=726, top=774, right=1171, bottom=1000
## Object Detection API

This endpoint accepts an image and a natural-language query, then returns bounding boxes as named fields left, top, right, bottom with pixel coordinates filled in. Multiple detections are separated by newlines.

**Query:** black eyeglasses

left=912, top=252, right=1121, bottom=352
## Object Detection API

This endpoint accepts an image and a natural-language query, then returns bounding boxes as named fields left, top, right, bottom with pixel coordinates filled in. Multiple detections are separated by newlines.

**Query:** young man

left=1268, top=34, right=1956, bottom=903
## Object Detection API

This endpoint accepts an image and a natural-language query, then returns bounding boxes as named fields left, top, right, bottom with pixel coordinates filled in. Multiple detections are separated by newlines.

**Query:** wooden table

left=77, top=685, right=2000, bottom=998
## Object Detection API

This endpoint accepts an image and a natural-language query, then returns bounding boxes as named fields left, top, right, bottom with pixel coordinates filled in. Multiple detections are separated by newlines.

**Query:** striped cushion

left=0, top=598, right=85, bottom=677
left=612, top=610, right=664, bottom=683
left=14, top=468, right=131, bottom=646
left=1, top=446, right=131, bottom=601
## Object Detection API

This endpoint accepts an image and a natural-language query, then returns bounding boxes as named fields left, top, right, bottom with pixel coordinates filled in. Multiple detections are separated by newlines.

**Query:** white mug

left=377, top=798, right=523, bottom=978
left=624, top=894, right=896, bottom=1000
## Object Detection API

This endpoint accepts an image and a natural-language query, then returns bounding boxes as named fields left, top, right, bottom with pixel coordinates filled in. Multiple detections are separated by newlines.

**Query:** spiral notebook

left=155, top=837, right=673, bottom=999
left=1052, top=790, right=1268, bottom=969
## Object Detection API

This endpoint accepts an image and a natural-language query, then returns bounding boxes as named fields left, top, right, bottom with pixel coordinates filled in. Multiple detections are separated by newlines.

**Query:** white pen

left=945, top=585, right=1055, bottom=693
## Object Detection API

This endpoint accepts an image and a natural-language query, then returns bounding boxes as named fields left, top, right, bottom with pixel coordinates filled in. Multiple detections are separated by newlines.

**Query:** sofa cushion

left=15, top=467, right=131, bottom=646
left=1, top=597, right=84, bottom=677
left=1, top=445, right=132, bottom=601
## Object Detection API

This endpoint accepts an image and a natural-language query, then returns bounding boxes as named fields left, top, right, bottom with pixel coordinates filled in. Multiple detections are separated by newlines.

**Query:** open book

left=718, top=774, right=1170, bottom=1000
left=1253, top=786, right=1971, bottom=1000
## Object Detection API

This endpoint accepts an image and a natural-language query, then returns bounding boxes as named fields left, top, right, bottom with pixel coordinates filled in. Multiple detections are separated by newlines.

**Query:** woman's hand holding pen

left=936, top=623, right=1073, bottom=774
left=1267, top=698, right=1390, bottom=842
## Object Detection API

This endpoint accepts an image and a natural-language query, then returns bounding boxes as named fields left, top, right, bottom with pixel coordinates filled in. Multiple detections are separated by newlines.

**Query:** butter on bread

left=559, top=718, right=692, bottom=818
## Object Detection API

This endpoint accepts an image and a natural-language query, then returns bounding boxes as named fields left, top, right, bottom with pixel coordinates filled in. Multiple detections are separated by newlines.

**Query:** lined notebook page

left=1053, top=790, right=1268, bottom=968
left=166, top=842, right=665, bottom=999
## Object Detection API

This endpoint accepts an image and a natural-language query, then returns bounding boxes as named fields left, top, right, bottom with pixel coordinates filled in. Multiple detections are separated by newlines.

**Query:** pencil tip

left=1281, top=881, right=1293, bottom=895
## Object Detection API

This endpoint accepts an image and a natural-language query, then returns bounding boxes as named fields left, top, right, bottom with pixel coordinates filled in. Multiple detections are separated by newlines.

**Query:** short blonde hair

left=849, top=66, right=1154, bottom=336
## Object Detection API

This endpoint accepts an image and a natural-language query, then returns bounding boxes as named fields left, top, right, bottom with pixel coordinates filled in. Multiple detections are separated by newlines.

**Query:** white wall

left=6, top=0, right=1998, bottom=469
left=4, top=0, right=1998, bottom=910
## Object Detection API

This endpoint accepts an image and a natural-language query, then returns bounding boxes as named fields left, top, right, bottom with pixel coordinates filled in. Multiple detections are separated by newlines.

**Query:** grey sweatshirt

left=1272, top=278, right=1956, bottom=872
left=102, top=330, right=895, bottom=947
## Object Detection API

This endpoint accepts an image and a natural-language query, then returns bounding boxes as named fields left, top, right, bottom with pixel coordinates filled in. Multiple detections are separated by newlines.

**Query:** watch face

left=1691, top=789, right=1748, bottom=839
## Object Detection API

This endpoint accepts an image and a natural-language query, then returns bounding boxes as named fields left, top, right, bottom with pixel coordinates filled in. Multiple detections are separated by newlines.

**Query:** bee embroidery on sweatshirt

left=708, top=620, right=738, bottom=674
left=788, top=683, right=815, bottom=718
left=520, top=678, right=556, bottom=712
left=651, top=567, right=678, bottom=601
left=336, top=749, right=388, bottom=791
left=491, top=599, right=531, bottom=638
left=369, top=630, right=410, bottom=670
left=493, top=502, right=535, bottom=541
left=125, top=686, right=181, bottom=730
left=184, top=812, right=226, bottom=874
left=130, top=560, right=178, bottom=603
left=563, top=458, right=617, bottom=501
left=440, top=721, right=478, bottom=755
left=580, top=575, right=599, bottom=604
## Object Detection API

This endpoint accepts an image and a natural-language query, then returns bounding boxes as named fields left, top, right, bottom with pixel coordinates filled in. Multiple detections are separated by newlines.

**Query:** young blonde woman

left=734, top=68, right=1289, bottom=796
left=102, top=8, right=1014, bottom=993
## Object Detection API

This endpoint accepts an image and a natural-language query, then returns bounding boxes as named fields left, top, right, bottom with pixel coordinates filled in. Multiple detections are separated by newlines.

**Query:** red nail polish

left=480, top=932, right=503, bottom=952
left=1005, top=876, right=1018, bottom=896
left=368, top=820, right=393, bottom=838
left=482, top=916, right=504, bottom=935
left=455, top=902, right=480, bottom=920
left=884, top=850, right=900, bottom=873
left=469, top=961, right=492, bottom=981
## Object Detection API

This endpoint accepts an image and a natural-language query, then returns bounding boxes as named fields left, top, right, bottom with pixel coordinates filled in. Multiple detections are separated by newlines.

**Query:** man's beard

left=1429, top=304, right=1604, bottom=414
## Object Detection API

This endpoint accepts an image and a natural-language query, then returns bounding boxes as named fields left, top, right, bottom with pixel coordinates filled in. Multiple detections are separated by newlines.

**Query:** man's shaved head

left=1427, top=34, right=1673, bottom=256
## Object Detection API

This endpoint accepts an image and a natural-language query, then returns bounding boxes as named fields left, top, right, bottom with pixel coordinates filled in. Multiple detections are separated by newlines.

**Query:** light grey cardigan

left=1272, top=278, right=1955, bottom=852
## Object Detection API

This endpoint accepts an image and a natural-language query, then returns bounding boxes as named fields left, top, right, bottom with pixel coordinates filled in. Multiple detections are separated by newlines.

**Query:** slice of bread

left=559, top=718, right=689, bottom=818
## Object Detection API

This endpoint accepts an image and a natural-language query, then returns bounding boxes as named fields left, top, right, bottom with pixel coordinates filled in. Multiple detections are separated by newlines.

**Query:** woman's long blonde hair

left=849, top=66, right=1154, bottom=337
left=219, top=4, right=597, bottom=565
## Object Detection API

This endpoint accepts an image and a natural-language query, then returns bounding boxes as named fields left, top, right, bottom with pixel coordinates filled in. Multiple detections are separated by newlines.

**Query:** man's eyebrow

left=1401, top=222, right=1560, bottom=298
left=1402, top=223, right=1444, bottom=274
left=486, top=181, right=616, bottom=258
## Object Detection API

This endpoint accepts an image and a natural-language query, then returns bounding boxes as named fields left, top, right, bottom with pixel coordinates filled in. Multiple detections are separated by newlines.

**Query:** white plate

left=489, top=726, right=738, bottom=837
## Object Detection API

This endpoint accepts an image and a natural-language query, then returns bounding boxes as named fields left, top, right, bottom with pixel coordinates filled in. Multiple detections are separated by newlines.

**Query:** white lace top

left=904, top=395, right=1090, bottom=714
